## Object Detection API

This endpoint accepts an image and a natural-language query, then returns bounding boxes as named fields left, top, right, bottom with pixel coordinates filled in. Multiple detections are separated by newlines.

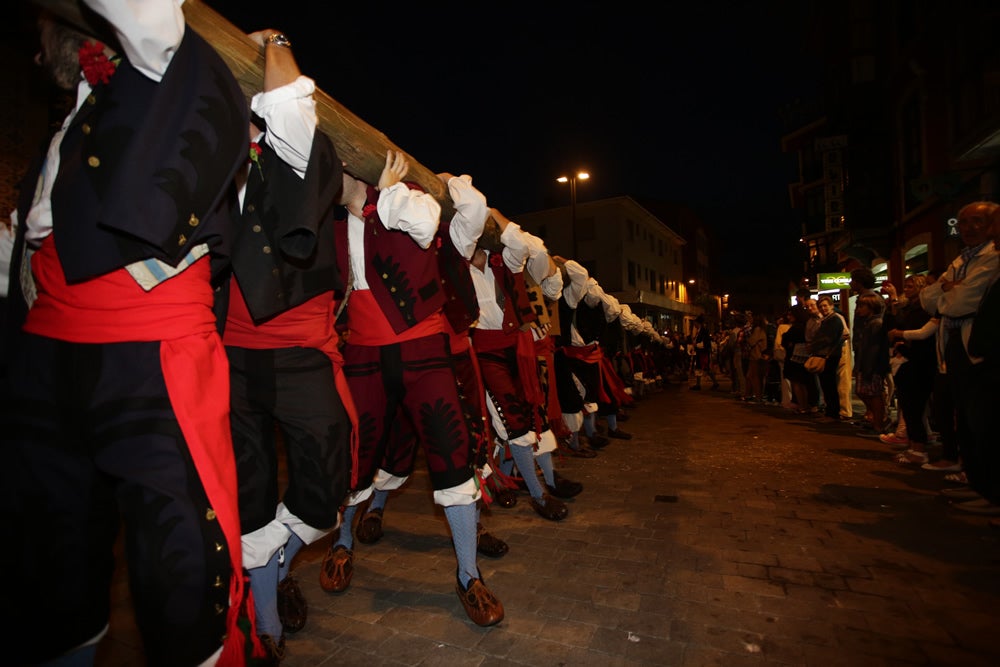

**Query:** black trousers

left=818, top=351, right=841, bottom=418
left=894, top=362, right=934, bottom=445
left=966, top=363, right=1000, bottom=504
left=1, top=335, right=230, bottom=666
left=227, top=346, right=351, bottom=534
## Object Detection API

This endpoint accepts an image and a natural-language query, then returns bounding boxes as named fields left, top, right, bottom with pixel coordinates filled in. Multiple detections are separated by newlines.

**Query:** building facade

left=783, top=1, right=1000, bottom=288
left=515, top=196, right=704, bottom=334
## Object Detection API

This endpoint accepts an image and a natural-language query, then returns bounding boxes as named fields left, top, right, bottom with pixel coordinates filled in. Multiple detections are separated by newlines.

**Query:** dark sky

left=209, top=0, right=821, bottom=281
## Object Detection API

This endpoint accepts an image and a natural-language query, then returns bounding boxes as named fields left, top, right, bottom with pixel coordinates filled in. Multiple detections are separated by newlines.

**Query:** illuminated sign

left=817, top=273, right=851, bottom=288
left=947, top=217, right=960, bottom=237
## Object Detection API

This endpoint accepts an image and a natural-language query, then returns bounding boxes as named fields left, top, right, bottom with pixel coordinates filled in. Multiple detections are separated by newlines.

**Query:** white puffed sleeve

left=85, top=0, right=184, bottom=81
left=377, top=182, right=442, bottom=249
left=447, top=175, right=488, bottom=259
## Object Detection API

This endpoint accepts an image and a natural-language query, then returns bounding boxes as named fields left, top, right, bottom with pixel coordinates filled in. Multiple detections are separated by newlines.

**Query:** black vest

left=42, top=29, right=247, bottom=283
left=223, top=131, right=343, bottom=324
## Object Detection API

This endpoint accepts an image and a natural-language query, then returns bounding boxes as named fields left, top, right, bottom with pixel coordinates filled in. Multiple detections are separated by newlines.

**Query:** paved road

left=98, top=379, right=1000, bottom=666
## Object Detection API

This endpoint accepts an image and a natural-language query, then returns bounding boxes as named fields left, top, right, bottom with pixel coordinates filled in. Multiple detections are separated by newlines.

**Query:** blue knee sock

left=498, top=452, right=516, bottom=477
left=336, top=504, right=359, bottom=549
left=536, top=451, right=555, bottom=487
left=508, top=443, right=544, bottom=499
left=443, top=502, right=479, bottom=588
left=248, top=549, right=282, bottom=638
left=368, top=488, right=390, bottom=512
left=278, top=532, right=305, bottom=582
left=568, top=431, right=580, bottom=450
left=583, top=413, right=596, bottom=437
left=606, top=413, right=619, bottom=431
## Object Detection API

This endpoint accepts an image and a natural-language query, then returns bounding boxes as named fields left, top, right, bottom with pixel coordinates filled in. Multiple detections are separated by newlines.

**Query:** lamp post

left=557, top=171, right=589, bottom=260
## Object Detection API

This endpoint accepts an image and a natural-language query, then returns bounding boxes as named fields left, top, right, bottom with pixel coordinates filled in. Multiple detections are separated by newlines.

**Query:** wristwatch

left=264, top=33, right=292, bottom=48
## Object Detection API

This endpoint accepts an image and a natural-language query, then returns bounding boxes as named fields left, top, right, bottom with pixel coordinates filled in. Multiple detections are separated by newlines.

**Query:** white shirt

left=522, top=230, right=563, bottom=301
left=446, top=176, right=488, bottom=260
left=470, top=222, right=528, bottom=331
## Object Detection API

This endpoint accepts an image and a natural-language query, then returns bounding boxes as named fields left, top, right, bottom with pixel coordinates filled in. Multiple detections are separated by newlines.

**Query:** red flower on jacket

left=489, top=252, right=504, bottom=268
left=249, top=142, right=263, bottom=177
left=78, top=41, right=117, bottom=86
left=362, top=203, right=377, bottom=219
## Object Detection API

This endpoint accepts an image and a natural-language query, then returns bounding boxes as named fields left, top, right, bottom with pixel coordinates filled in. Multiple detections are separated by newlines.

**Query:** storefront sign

left=817, top=273, right=852, bottom=288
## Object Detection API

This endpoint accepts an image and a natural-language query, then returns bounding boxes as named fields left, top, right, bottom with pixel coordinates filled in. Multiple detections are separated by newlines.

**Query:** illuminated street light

left=556, top=171, right=590, bottom=260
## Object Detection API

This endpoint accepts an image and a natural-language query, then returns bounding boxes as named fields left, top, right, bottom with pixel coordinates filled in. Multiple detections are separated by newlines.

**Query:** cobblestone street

left=99, top=378, right=1000, bottom=666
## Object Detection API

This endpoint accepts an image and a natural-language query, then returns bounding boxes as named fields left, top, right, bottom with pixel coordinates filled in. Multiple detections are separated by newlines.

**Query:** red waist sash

left=561, top=343, right=611, bottom=403
left=346, top=290, right=444, bottom=346
left=25, top=236, right=254, bottom=664
left=471, top=327, right=544, bottom=419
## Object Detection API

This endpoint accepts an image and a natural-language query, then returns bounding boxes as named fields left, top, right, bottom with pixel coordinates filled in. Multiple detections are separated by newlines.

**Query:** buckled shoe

left=275, top=575, right=307, bottom=633
left=318, top=544, right=353, bottom=593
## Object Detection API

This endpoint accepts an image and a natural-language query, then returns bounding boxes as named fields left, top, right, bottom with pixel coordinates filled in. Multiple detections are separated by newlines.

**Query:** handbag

left=790, top=342, right=810, bottom=364
left=804, top=356, right=826, bottom=374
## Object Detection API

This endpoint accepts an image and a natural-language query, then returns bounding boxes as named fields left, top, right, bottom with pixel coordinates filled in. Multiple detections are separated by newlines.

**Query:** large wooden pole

left=32, top=0, right=453, bottom=212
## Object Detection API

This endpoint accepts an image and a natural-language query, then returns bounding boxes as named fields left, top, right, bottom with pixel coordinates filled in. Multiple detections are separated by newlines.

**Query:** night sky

left=209, top=0, right=821, bottom=283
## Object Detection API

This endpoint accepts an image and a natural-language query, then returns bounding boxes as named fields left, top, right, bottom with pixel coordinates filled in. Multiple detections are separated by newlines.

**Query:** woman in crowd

left=772, top=311, right=794, bottom=408
left=885, top=275, right=937, bottom=464
left=853, top=292, right=892, bottom=433
left=808, top=295, right=846, bottom=422
left=743, top=313, right=769, bottom=402
left=781, top=304, right=814, bottom=414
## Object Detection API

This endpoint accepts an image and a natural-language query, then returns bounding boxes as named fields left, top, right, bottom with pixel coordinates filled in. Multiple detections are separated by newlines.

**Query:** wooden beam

left=32, top=0, right=453, bottom=213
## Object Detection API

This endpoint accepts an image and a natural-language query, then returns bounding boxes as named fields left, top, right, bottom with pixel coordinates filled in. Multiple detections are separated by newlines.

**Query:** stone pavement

left=96, top=379, right=1000, bottom=666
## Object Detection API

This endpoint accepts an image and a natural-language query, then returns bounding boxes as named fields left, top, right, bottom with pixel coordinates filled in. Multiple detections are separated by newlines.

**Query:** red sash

left=24, top=237, right=256, bottom=664
left=345, top=290, right=444, bottom=346
left=533, top=335, right=568, bottom=437
left=223, top=288, right=360, bottom=490
left=600, top=353, right=635, bottom=406
left=470, top=328, right=544, bottom=408
left=561, top=343, right=611, bottom=403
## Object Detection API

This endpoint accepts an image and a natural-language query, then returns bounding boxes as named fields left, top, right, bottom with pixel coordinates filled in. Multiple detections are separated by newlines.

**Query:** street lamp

left=556, top=171, right=589, bottom=260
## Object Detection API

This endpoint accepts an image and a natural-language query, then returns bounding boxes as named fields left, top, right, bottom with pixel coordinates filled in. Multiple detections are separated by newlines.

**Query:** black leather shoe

left=356, top=507, right=384, bottom=544
left=530, top=494, right=568, bottom=521
left=494, top=488, right=518, bottom=508
left=608, top=429, right=632, bottom=440
left=588, top=434, right=610, bottom=449
left=476, top=523, right=509, bottom=558
left=276, top=575, right=307, bottom=633
left=546, top=472, right=582, bottom=498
